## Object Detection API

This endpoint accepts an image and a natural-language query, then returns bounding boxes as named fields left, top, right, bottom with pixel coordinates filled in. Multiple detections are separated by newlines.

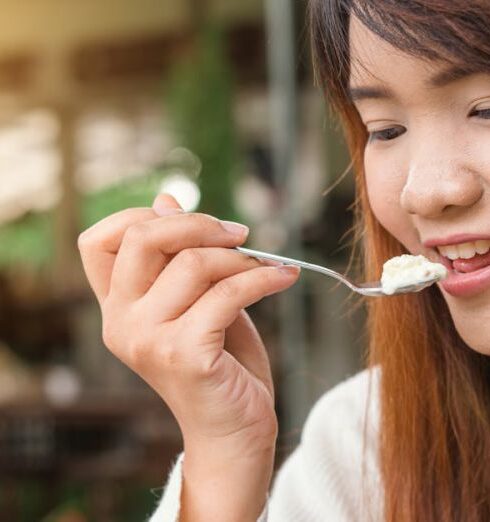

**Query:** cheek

left=364, top=152, right=419, bottom=251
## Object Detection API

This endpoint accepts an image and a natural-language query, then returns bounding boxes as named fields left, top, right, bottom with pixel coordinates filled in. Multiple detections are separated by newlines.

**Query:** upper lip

left=423, top=233, right=490, bottom=248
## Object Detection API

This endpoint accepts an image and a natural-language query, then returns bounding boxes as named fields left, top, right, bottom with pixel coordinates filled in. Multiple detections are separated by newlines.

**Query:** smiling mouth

left=435, top=239, right=490, bottom=273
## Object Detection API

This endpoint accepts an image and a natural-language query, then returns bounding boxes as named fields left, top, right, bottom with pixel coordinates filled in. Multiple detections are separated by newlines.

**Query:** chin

left=443, top=294, right=490, bottom=355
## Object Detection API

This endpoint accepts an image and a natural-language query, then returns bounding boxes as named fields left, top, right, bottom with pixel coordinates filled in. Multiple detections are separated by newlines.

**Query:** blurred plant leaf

left=0, top=25, right=243, bottom=271
left=165, top=24, right=241, bottom=221
left=81, top=171, right=163, bottom=229
left=0, top=172, right=162, bottom=270
left=0, top=212, right=54, bottom=269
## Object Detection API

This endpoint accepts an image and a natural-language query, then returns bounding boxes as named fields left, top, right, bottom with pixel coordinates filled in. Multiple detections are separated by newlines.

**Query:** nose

left=400, top=159, right=484, bottom=217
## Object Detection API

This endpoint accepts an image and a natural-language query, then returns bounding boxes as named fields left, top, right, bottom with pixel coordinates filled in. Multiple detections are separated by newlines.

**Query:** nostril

left=401, top=191, right=445, bottom=217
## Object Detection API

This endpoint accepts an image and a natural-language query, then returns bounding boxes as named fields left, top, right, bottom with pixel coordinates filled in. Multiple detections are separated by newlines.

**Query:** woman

left=78, top=0, right=490, bottom=520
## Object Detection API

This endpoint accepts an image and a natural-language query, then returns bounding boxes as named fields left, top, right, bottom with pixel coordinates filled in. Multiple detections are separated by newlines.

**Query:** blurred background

left=0, top=0, right=365, bottom=520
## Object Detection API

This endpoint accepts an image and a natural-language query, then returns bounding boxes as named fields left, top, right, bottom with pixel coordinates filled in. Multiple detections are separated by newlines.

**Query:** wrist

left=182, top=421, right=278, bottom=461
left=180, top=446, right=275, bottom=522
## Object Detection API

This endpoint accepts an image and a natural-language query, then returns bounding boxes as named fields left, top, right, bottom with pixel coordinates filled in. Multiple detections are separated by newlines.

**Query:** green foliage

left=2, top=478, right=158, bottom=522
left=0, top=211, right=54, bottom=269
left=118, top=482, right=158, bottom=522
left=165, top=24, right=241, bottom=221
left=81, top=171, right=163, bottom=230
left=0, top=25, right=243, bottom=270
left=0, top=173, right=162, bottom=270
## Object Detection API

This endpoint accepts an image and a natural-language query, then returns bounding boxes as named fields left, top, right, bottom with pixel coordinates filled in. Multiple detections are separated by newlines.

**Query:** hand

left=78, top=194, right=301, bottom=458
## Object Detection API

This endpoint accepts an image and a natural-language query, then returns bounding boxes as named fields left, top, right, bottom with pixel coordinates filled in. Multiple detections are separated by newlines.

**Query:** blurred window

left=0, top=102, right=174, bottom=226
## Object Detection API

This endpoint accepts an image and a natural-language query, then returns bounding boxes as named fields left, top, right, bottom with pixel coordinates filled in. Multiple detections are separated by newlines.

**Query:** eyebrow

left=348, top=66, right=479, bottom=103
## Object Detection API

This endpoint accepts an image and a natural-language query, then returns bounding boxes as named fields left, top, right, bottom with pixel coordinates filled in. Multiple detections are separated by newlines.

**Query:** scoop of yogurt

left=381, top=254, right=448, bottom=295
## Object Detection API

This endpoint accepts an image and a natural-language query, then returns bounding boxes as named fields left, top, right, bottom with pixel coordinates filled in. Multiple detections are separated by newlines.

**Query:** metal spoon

left=235, top=247, right=442, bottom=297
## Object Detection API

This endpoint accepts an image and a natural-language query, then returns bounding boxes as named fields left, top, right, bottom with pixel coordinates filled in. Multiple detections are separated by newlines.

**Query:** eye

left=368, top=126, right=406, bottom=142
left=470, top=107, right=490, bottom=119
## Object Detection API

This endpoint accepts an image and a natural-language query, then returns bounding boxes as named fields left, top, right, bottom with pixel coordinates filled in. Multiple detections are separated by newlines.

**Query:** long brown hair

left=309, top=1, right=490, bottom=520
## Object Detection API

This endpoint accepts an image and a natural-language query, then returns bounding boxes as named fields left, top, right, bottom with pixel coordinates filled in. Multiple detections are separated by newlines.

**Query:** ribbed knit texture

left=148, top=369, right=382, bottom=521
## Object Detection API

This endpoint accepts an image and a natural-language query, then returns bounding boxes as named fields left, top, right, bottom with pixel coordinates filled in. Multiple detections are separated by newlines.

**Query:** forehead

left=348, top=15, right=441, bottom=92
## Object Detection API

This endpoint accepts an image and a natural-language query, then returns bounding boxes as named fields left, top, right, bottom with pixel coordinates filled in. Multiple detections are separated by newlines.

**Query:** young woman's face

left=349, top=17, right=490, bottom=354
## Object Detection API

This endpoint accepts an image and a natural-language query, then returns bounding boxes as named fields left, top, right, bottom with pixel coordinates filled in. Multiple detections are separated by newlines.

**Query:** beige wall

left=0, top=0, right=262, bottom=56
left=0, top=0, right=263, bottom=101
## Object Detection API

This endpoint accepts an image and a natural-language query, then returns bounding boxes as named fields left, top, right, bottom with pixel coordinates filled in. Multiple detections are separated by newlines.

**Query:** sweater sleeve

left=147, top=452, right=269, bottom=522
left=264, top=369, right=381, bottom=521
left=148, top=369, right=381, bottom=521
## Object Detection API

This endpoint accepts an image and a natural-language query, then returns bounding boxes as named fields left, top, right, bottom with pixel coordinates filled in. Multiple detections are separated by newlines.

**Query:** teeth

left=457, top=243, right=476, bottom=259
left=475, top=240, right=490, bottom=255
left=438, top=240, right=490, bottom=260
left=440, top=245, right=459, bottom=260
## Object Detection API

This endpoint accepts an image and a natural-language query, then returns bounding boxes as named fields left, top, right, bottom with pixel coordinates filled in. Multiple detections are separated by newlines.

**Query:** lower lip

left=440, top=262, right=490, bottom=297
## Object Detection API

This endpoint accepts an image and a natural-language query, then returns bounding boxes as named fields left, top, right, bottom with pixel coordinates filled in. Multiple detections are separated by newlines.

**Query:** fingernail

left=277, top=265, right=301, bottom=276
left=260, top=259, right=283, bottom=267
left=220, top=220, right=249, bottom=238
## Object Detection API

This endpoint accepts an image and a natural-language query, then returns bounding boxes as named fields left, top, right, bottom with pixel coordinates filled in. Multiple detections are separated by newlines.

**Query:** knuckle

left=77, top=229, right=97, bottom=253
left=77, top=231, right=88, bottom=252
left=160, top=321, right=193, bottom=370
left=185, top=212, right=219, bottom=229
left=188, top=351, right=220, bottom=380
left=160, top=343, right=181, bottom=369
left=176, top=248, right=205, bottom=273
left=101, top=320, right=118, bottom=352
left=102, top=299, right=157, bottom=369
left=101, top=298, right=122, bottom=353
left=127, top=336, right=153, bottom=368
left=213, top=278, right=238, bottom=299
left=123, top=222, right=150, bottom=246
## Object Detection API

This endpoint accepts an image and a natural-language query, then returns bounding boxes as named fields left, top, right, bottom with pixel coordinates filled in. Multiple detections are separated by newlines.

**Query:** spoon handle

left=235, top=247, right=352, bottom=287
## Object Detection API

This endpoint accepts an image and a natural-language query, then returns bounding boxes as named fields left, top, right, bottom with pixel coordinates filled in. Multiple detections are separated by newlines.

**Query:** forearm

left=180, top=446, right=275, bottom=522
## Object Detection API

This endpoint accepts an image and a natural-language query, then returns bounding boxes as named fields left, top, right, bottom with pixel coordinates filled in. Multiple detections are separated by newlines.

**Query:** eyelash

left=470, top=107, right=490, bottom=119
left=367, top=108, right=490, bottom=143
left=368, top=126, right=405, bottom=142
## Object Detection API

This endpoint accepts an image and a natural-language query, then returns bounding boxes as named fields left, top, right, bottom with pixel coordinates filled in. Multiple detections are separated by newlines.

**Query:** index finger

left=78, top=206, right=182, bottom=305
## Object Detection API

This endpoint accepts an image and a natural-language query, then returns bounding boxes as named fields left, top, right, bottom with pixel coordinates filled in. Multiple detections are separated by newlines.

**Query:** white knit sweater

left=148, top=369, right=383, bottom=521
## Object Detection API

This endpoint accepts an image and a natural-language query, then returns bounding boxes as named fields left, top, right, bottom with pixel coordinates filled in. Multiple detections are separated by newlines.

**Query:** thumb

left=224, top=311, right=274, bottom=398
left=153, top=193, right=184, bottom=216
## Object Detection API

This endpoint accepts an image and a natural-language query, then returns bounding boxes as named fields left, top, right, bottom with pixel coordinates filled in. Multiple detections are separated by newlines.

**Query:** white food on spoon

left=381, top=254, right=448, bottom=295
